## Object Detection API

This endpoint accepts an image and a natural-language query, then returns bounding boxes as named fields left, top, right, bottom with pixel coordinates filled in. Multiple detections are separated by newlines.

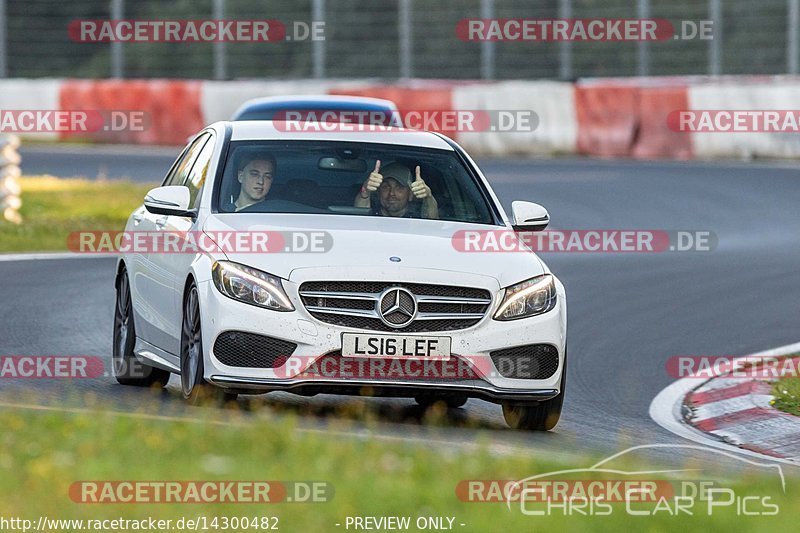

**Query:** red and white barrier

left=59, top=79, right=205, bottom=145
left=688, top=80, right=800, bottom=159
left=0, top=79, right=63, bottom=141
left=1, top=77, right=800, bottom=160
left=575, top=78, right=692, bottom=159
left=453, top=81, right=576, bottom=156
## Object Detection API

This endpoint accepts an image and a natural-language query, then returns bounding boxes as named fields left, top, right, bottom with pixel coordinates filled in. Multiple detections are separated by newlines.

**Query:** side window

left=184, top=135, right=215, bottom=208
left=163, top=134, right=210, bottom=187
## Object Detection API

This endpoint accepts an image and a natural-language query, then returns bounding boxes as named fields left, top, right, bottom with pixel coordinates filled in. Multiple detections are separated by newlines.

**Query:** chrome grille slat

left=304, top=306, right=377, bottom=317
left=299, top=281, right=492, bottom=332
left=415, top=313, right=486, bottom=320
left=299, top=290, right=378, bottom=301
left=415, top=295, right=492, bottom=305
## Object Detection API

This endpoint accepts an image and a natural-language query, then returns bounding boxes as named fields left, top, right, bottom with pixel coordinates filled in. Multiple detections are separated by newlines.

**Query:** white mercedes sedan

left=113, top=121, right=567, bottom=430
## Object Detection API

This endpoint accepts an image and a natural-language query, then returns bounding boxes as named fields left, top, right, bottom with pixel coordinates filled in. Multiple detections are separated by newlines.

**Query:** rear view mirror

left=318, top=157, right=367, bottom=172
left=143, top=186, right=194, bottom=217
left=511, top=201, right=550, bottom=231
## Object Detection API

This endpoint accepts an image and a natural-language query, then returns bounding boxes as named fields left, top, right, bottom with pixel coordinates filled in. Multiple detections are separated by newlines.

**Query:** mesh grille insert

left=213, top=331, right=297, bottom=369
left=489, top=344, right=559, bottom=380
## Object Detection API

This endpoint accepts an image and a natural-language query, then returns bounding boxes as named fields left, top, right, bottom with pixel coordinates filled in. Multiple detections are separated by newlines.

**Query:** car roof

left=231, top=94, right=399, bottom=120
left=227, top=120, right=454, bottom=150
left=235, top=94, right=398, bottom=108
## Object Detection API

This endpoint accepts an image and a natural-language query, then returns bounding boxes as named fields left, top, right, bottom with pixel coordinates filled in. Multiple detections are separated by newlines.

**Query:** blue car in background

left=231, top=94, right=403, bottom=126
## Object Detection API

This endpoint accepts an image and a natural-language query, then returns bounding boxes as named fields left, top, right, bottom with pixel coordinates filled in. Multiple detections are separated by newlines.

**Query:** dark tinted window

left=184, top=135, right=215, bottom=208
left=217, top=140, right=497, bottom=225
left=163, top=133, right=210, bottom=187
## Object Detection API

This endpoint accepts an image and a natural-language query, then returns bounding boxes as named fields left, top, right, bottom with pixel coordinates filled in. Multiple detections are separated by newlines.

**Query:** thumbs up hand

left=364, top=160, right=384, bottom=192
left=410, top=166, right=431, bottom=199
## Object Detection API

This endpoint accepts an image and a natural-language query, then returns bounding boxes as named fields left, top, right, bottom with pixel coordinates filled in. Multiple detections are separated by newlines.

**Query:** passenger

left=354, top=160, right=439, bottom=219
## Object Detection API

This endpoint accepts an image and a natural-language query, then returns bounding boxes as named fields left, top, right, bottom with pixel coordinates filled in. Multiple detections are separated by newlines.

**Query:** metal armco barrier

left=0, top=134, right=22, bottom=224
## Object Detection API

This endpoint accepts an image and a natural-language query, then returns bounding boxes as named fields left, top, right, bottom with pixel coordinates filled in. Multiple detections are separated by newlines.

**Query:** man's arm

left=354, top=185, right=371, bottom=208
left=420, top=195, right=439, bottom=219
left=411, top=166, right=439, bottom=220
left=354, top=159, right=383, bottom=208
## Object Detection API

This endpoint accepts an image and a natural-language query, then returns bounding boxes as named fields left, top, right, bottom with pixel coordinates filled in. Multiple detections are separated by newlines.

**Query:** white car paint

left=119, top=121, right=567, bottom=408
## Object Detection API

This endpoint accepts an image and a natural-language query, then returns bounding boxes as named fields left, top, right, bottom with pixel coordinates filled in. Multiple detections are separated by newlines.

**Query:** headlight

left=211, top=261, right=294, bottom=312
left=494, top=274, right=556, bottom=321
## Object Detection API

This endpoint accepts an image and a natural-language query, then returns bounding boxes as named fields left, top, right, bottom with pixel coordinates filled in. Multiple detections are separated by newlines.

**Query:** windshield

left=216, top=140, right=498, bottom=225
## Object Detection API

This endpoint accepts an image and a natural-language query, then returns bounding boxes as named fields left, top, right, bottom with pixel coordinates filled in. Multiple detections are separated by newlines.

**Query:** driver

left=233, top=153, right=276, bottom=211
left=354, top=160, right=438, bottom=219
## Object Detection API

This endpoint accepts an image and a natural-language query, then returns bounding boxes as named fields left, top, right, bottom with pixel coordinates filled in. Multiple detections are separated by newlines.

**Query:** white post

left=110, top=0, right=124, bottom=78
left=0, top=134, right=22, bottom=224
left=312, top=0, right=326, bottom=79
left=709, top=0, right=722, bottom=75
left=637, top=0, right=650, bottom=77
left=213, top=0, right=226, bottom=80
left=0, top=0, right=7, bottom=78
left=789, top=0, right=799, bottom=74
left=398, top=0, right=412, bottom=79
left=558, top=0, right=572, bottom=80
left=480, top=0, right=494, bottom=80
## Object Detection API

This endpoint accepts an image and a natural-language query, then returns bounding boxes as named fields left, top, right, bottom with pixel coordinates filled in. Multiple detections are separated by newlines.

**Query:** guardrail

left=4, top=76, right=800, bottom=160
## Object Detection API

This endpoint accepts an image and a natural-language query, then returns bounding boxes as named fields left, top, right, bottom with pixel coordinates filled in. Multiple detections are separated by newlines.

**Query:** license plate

left=341, top=333, right=451, bottom=360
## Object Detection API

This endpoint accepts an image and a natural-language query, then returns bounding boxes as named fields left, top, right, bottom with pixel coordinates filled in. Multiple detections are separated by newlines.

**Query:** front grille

left=490, top=344, right=559, bottom=380
left=299, top=281, right=492, bottom=332
left=213, top=331, right=297, bottom=368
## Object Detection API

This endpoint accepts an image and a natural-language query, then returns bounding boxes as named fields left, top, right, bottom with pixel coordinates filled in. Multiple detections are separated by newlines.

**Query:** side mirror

left=143, top=186, right=193, bottom=217
left=511, top=201, right=550, bottom=231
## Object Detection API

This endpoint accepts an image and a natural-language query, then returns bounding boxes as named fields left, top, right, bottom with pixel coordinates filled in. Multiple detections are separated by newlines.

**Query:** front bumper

left=197, top=273, right=567, bottom=403
left=207, top=375, right=560, bottom=404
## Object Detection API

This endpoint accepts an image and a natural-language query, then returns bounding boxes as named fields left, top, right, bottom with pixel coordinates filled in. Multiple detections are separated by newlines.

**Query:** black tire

left=415, top=394, right=468, bottom=409
left=502, top=349, right=567, bottom=431
left=180, top=283, right=237, bottom=406
left=112, top=268, right=171, bottom=387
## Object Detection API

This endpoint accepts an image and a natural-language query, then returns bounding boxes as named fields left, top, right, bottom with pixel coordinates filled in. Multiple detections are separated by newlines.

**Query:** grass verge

left=0, top=402, right=796, bottom=532
left=0, top=176, right=154, bottom=253
left=772, top=372, right=800, bottom=416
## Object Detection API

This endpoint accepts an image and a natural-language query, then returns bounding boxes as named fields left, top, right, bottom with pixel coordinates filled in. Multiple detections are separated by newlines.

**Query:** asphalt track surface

left=4, top=144, right=800, bottom=474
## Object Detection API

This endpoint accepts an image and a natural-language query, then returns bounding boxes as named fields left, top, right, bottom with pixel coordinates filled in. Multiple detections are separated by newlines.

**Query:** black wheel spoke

left=182, top=314, right=193, bottom=339
left=116, top=277, right=127, bottom=318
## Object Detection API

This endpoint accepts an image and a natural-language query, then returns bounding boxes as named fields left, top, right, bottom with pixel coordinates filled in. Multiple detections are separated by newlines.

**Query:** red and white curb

left=650, top=342, right=800, bottom=464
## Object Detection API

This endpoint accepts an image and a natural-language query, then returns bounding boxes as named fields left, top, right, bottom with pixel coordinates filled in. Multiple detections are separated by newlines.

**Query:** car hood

left=203, top=214, right=546, bottom=287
